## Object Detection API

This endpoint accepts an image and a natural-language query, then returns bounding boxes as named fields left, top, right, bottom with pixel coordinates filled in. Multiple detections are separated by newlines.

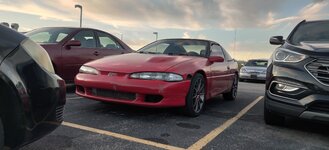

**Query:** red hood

left=85, top=53, right=195, bottom=73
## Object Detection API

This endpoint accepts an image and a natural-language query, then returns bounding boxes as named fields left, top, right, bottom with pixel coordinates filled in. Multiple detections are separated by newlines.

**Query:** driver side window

left=97, top=32, right=122, bottom=49
left=71, top=30, right=96, bottom=48
left=210, top=44, right=225, bottom=59
left=144, top=43, right=170, bottom=53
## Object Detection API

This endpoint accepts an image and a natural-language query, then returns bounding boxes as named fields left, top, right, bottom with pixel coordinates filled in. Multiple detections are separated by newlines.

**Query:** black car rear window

left=245, top=60, right=268, bottom=67
left=26, top=28, right=74, bottom=43
left=290, top=21, right=329, bottom=45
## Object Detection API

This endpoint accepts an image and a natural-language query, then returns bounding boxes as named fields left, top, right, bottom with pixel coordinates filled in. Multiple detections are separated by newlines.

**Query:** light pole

left=153, top=32, right=158, bottom=41
left=234, top=28, right=237, bottom=56
left=75, top=4, right=82, bottom=28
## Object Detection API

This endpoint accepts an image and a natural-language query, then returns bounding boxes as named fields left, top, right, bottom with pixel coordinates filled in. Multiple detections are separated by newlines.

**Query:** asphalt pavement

left=22, top=81, right=329, bottom=150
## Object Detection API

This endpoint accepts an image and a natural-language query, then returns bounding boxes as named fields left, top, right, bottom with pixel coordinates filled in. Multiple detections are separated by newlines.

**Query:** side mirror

left=208, top=56, right=224, bottom=63
left=65, top=40, right=81, bottom=49
left=270, top=36, right=285, bottom=45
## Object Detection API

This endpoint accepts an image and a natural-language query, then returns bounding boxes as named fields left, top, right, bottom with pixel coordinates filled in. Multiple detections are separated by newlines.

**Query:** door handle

left=227, top=66, right=230, bottom=70
left=93, top=51, right=99, bottom=56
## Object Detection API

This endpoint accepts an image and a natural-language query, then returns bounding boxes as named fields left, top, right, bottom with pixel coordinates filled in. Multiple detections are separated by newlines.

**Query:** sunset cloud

left=0, top=0, right=328, bottom=60
left=1, top=0, right=328, bottom=30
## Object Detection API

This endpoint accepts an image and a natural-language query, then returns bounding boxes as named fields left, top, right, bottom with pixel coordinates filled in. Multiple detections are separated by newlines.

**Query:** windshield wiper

left=138, top=51, right=158, bottom=54
left=166, top=53, right=188, bottom=56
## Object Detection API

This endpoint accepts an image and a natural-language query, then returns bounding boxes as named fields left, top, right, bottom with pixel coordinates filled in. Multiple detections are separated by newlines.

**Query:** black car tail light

left=58, top=79, right=66, bottom=105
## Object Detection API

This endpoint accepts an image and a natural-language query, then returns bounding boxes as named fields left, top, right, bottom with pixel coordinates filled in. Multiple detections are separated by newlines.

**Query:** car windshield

left=25, top=28, right=74, bottom=43
left=290, top=21, right=329, bottom=45
left=245, top=60, right=268, bottom=67
left=139, top=40, right=208, bottom=57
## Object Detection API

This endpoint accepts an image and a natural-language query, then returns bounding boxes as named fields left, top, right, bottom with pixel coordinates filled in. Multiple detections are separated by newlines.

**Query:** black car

left=0, top=25, right=66, bottom=149
left=265, top=20, right=329, bottom=125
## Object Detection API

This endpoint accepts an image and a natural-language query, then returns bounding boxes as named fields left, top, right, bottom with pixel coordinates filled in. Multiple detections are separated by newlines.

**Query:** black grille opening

left=318, top=66, right=329, bottom=78
left=76, top=85, right=85, bottom=94
left=308, top=102, right=329, bottom=113
left=91, top=88, right=136, bottom=101
left=306, top=59, right=329, bottom=85
left=145, top=95, right=163, bottom=103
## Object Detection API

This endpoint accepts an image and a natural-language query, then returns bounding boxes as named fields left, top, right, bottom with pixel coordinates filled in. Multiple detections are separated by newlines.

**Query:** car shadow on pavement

left=66, top=85, right=76, bottom=93
left=281, top=118, right=329, bottom=136
left=240, top=80, right=266, bottom=84
left=98, top=102, right=181, bottom=117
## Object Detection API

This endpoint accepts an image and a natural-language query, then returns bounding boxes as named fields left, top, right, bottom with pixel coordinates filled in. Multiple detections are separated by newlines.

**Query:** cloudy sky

left=1, top=0, right=329, bottom=60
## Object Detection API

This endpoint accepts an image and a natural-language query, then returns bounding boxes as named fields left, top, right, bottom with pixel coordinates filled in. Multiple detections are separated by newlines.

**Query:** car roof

left=303, top=19, right=329, bottom=23
left=158, top=38, right=217, bottom=44
left=29, top=27, right=106, bottom=32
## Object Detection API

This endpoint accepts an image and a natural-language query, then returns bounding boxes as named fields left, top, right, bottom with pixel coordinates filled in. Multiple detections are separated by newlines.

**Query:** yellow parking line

left=67, top=97, right=83, bottom=100
left=62, top=122, right=185, bottom=150
left=188, top=96, right=264, bottom=150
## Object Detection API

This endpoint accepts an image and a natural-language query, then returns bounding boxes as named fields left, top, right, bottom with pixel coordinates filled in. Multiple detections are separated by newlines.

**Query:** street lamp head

left=75, top=4, right=82, bottom=9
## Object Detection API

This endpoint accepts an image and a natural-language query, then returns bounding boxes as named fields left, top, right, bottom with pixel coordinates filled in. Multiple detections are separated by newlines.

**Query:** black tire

left=184, top=73, right=206, bottom=117
left=264, top=101, right=285, bottom=125
left=0, top=118, right=4, bottom=149
left=239, top=78, right=244, bottom=82
left=223, top=74, right=238, bottom=100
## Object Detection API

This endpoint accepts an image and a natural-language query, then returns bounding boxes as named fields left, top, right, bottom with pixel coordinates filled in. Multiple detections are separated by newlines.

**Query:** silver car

left=239, top=59, right=268, bottom=81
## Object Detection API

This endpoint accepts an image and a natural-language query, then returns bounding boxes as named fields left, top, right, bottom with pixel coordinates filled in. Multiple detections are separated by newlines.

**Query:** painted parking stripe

left=62, top=122, right=185, bottom=150
left=67, top=97, right=83, bottom=100
left=188, top=96, right=264, bottom=150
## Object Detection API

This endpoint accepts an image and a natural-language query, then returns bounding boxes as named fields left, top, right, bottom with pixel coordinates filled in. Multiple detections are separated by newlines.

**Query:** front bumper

left=75, top=74, right=191, bottom=107
left=239, top=72, right=266, bottom=80
left=265, top=57, right=329, bottom=122
left=266, top=92, right=329, bottom=122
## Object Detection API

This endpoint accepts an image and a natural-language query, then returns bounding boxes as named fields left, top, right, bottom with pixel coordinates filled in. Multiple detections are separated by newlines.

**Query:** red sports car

left=75, top=39, right=238, bottom=116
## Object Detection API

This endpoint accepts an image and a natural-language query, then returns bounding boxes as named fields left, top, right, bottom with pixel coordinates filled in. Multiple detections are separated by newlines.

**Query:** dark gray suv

left=265, top=20, right=329, bottom=125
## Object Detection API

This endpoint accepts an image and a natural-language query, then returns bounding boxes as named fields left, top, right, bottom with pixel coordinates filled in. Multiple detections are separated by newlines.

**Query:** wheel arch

left=193, top=70, right=208, bottom=98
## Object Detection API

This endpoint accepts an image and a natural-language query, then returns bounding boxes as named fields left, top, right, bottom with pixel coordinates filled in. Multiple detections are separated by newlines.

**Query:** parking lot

left=22, top=82, right=329, bottom=150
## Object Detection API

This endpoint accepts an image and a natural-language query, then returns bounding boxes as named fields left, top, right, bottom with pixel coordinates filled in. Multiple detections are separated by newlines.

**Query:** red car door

left=209, top=44, right=230, bottom=97
left=95, top=31, right=128, bottom=58
left=61, top=30, right=99, bottom=82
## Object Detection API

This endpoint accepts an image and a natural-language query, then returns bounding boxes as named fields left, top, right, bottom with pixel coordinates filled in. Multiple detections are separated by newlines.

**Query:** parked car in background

left=0, top=25, right=66, bottom=149
left=75, top=39, right=238, bottom=116
left=265, top=20, right=329, bottom=125
left=25, top=27, right=133, bottom=83
left=239, top=59, right=268, bottom=81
